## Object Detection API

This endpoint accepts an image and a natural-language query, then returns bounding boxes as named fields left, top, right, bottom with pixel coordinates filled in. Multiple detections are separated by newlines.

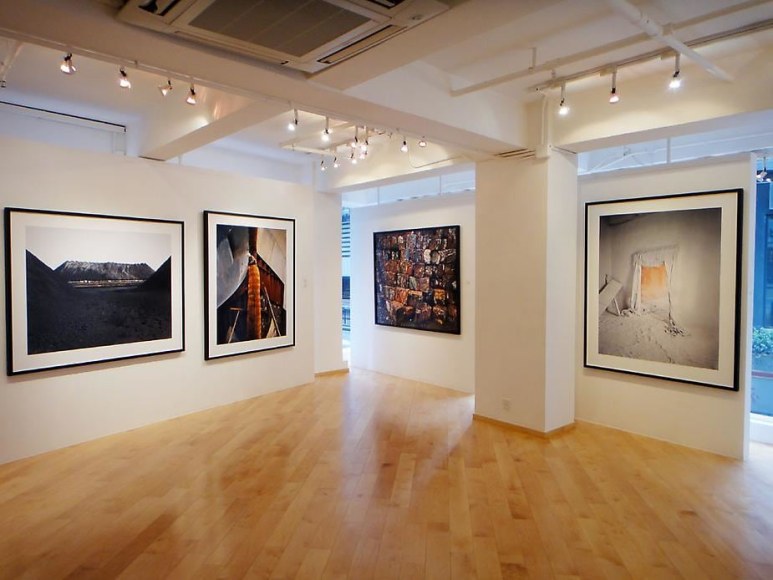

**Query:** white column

left=313, top=190, right=347, bottom=374
left=475, top=151, right=577, bottom=432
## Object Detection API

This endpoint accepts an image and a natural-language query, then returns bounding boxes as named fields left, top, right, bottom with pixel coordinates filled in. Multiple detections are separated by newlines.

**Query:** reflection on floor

left=599, top=306, right=718, bottom=369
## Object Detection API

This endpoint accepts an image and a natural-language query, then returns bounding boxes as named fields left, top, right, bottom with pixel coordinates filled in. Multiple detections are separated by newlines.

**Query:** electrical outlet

left=502, top=398, right=512, bottom=411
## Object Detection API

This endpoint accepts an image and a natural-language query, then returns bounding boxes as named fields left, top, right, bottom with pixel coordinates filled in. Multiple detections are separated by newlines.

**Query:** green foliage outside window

left=752, top=327, right=773, bottom=356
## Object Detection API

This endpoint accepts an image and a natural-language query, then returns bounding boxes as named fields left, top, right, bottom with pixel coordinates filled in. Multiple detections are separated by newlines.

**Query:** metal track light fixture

left=118, top=67, right=131, bottom=89
left=288, top=108, right=298, bottom=132
left=558, top=83, right=570, bottom=116
left=186, top=83, right=197, bottom=105
left=159, top=78, right=173, bottom=96
left=669, top=53, right=682, bottom=89
left=60, top=53, right=76, bottom=74
left=608, top=67, right=619, bottom=103
left=361, top=127, right=370, bottom=153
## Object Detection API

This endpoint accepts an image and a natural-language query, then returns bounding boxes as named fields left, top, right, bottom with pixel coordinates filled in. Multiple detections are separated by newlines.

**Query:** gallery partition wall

left=0, top=135, right=319, bottom=464
left=577, top=154, right=756, bottom=459
left=350, top=192, right=475, bottom=394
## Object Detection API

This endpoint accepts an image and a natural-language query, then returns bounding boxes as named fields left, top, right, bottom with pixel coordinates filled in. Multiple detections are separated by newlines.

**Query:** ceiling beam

left=138, top=99, right=288, bottom=161
left=604, top=0, right=732, bottom=82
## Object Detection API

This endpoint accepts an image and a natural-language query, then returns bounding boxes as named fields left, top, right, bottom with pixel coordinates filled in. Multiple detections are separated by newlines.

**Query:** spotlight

left=288, top=108, right=298, bottom=132
left=118, top=67, right=131, bottom=89
left=418, top=137, right=427, bottom=147
left=558, top=83, right=569, bottom=116
left=361, top=128, right=369, bottom=152
left=322, top=117, right=331, bottom=142
left=333, top=157, right=339, bottom=169
left=400, top=137, right=408, bottom=153
left=158, top=79, right=173, bottom=97
left=350, top=148, right=357, bottom=164
left=186, top=84, right=197, bottom=105
left=350, top=126, right=359, bottom=148
left=608, top=68, right=619, bottom=104
left=669, top=54, right=682, bottom=90
left=60, top=53, right=76, bottom=75
left=320, top=159, right=326, bottom=172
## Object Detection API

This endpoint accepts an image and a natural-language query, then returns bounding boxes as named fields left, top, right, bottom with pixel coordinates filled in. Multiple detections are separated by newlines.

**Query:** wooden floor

left=1, top=369, right=772, bottom=579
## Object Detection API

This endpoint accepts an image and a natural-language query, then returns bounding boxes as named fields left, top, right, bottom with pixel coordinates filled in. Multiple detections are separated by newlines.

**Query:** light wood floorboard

left=1, top=368, right=772, bottom=579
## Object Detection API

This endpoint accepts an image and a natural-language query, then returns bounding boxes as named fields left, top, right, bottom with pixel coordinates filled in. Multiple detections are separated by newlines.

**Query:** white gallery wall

left=577, top=154, right=756, bottom=459
left=350, top=193, right=475, bottom=393
left=0, top=135, right=321, bottom=464
left=0, top=106, right=125, bottom=155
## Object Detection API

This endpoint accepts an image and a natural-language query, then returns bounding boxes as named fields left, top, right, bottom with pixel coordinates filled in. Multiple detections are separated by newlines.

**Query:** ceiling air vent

left=496, top=148, right=536, bottom=160
left=118, top=0, right=449, bottom=73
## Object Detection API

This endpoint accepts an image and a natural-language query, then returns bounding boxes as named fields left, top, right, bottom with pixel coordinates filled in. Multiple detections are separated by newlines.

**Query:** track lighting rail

left=529, top=18, right=773, bottom=93
left=451, top=0, right=771, bottom=97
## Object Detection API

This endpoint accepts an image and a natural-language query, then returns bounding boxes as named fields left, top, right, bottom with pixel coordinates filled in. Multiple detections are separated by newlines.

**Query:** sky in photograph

left=26, top=226, right=172, bottom=271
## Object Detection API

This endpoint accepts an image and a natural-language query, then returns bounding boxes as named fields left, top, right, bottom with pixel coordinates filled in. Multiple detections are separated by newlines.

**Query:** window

left=752, top=180, right=773, bottom=417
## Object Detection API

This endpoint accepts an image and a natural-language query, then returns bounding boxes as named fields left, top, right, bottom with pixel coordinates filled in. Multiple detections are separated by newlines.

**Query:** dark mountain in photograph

left=26, top=250, right=72, bottom=299
left=55, top=260, right=154, bottom=282
left=139, top=257, right=171, bottom=291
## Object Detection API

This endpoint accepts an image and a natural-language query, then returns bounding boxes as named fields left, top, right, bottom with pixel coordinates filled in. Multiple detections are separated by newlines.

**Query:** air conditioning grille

left=189, top=0, right=370, bottom=58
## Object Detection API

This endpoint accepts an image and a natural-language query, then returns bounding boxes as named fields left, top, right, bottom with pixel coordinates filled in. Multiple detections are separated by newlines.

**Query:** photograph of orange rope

left=204, top=211, right=295, bottom=360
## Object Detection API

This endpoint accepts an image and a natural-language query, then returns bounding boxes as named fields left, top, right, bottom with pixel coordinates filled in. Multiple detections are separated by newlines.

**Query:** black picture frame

left=203, top=210, right=296, bottom=360
left=373, top=225, right=461, bottom=335
left=4, top=207, right=185, bottom=375
left=584, top=189, right=743, bottom=390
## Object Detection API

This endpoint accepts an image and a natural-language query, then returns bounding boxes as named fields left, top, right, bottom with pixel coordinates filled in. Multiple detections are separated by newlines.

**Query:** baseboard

left=314, top=367, right=350, bottom=378
left=473, top=414, right=575, bottom=438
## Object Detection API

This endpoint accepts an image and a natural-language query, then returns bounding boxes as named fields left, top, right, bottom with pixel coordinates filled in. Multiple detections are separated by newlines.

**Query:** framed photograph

left=4, top=208, right=185, bottom=375
left=584, top=189, right=742, bottom=390
left=373, top=225, right=461, bottom=335
left=204, top=211, right=295, bottom=359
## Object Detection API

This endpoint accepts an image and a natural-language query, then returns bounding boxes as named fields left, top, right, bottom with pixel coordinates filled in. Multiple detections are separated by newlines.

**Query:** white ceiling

left=0, top=0, right=771, bottom=180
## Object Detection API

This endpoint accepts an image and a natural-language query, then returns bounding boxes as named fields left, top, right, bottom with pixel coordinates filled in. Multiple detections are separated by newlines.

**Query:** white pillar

left=313, top=189, right=347, bottom=374
left=475, top=150, right=577, bottom=432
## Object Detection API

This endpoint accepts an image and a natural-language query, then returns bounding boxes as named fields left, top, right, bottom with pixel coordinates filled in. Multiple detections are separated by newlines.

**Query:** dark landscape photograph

left=24, top=225, right=173, bottom=354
